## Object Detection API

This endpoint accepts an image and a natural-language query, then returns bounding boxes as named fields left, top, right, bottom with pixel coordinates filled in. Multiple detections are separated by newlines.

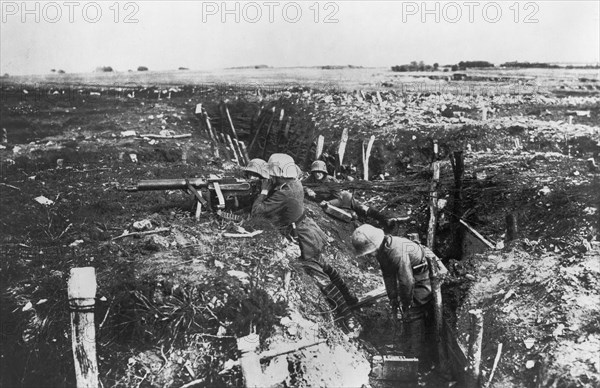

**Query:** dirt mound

left=454, top=245, right=600, bottom=387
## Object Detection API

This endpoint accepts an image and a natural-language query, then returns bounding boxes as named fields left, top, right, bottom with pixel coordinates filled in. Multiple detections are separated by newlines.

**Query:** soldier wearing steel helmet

left=243, top=158, right=270, bottom=181
left=251, top=153, right=361, bottom=336
left=304, top=159, right=401, bottom=230
left=351, top=224, right=435, bottom=364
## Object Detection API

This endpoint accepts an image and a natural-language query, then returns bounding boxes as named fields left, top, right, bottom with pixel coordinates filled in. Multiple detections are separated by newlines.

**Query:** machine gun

left=124, top=177, right=261, bottom=216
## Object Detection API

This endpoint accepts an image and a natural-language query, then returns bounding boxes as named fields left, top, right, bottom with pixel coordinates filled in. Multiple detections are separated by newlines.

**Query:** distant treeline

left=391, top=61, right=439, bottom=72
left=500, top=61, right=600, bottom=69
left=392, top=60, right=599, bottom=72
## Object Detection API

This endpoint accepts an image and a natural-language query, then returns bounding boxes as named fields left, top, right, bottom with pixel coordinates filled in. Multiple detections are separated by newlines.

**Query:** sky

left=1, top=0, right=599, bottom=75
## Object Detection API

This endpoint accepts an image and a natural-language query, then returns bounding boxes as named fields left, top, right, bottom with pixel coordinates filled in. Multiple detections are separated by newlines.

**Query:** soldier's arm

left=378, top=258, right=399, bottom=308
left=251, top=190, right=286, bottom=218
left=396, top=248, right=415, bottom=310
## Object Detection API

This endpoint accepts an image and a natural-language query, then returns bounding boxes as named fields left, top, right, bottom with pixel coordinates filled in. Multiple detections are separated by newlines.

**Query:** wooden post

left=248, top=107, right=267, bottom=153
left=338, top=128, right=349, bottom=167
left=506, top=213, right=519, bottom=243
left=202, top=110, right=220, bottom=159
left=226, top=135, right=240, bottom=165
left=450, top=151, right=464, bottom=258
left=224, top=103, right=248, bottom=165
left=467, top=309, right=484, bottom=388
left=68, top=267, right=99, bottom=388
left=362, top=135, right=375, bottom=180
left=261, top=107, right=277, bottom=159
left=425, top=150, right=446, bottom=371
left=237, top=334, right=262, bottom=387
left=424, top=247, right=447, bottom=371
left=315, top=135, right=324, bottom=160
left=427, top=162, right=440, bottom=248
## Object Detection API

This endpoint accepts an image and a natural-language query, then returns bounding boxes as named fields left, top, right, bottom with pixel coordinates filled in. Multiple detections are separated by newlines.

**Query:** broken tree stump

left=466, top=309, right=483, bottom=388
left=68, top=267, right=99, bottom=388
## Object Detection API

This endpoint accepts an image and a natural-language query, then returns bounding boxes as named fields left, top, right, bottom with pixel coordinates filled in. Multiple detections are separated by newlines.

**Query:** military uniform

left=375, top=235, right=435, bottom=364
left=302, top=174, right=364, bottom=211
left=252, top=176, right=360, bottom=335
left=251, top=179, right=330, bottom=288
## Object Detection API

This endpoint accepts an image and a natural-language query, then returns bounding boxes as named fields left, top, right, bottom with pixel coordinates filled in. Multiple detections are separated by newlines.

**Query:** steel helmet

left=267, top=153, right=301, bottom=178
left=243, top=158, right=270, bottom=179
left=310, top=160, right=328, bottom=174
left=351, top=224, right=385, bottom=257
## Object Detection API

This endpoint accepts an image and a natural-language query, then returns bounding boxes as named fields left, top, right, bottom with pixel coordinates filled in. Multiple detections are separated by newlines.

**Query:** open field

left=4, top=66, right=599, bottom=91
left=1, top=67, right=599, bottom=387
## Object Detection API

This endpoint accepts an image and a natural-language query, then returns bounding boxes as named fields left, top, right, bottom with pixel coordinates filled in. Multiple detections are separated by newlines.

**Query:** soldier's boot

left=322, top=283, right=362, bottom=338
left=323, top=264, right=358, bottom=306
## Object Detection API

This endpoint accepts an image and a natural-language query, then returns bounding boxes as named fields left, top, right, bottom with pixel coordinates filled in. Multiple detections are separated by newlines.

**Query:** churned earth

left=0, top=68, right=598, bottom=387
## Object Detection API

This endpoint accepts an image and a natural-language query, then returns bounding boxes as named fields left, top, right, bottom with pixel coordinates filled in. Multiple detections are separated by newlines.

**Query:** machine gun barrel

left=126, top=178, right=254, bottom=192
left=134, top=178, right=208, bottom=191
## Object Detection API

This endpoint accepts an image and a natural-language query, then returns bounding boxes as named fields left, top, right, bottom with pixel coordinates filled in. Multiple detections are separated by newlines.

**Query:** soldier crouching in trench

left=303, top=160, right=403, bottom=230
left=250, top=153, right=362, bottom=337
left=351, top=224, right=436, bottom=367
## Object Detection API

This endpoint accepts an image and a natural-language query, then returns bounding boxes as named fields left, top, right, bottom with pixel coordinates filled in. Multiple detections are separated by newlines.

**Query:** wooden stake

left=424, top=246, right=448, bottom=371
left=202, top=110, right=220, bottom=159
left=485, top=343, right=503, bottom=388
left=224, top=104, right=248, bottom=165
left=237, top=334, right=262, bottom=388
left=362, top=135, right=375, bottom=180
left=226, top=135, right=240, bottom=165
left=467, top=309, right=484, bottom=388
left=427, top=161, right=440, bottom=248
left=506, top=213, right=519, bottom=243
left=459, top=219, right=495, bottom=249
left=68, top=267, right=99, bottom=388
left=261, top=107, right=277, bottom=159
left=338, top=128, right=348, bottom=167
left=248, top=107, right=268, bottom=152
left=450, top=151, right=465, bottom=258
left=315, top=135, right=325, bottom=160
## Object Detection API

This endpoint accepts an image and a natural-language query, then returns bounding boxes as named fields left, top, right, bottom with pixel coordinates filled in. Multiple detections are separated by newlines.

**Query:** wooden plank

left=459, top=219, right=495, bottom=249
left=315, top=135, right=325, bottom=160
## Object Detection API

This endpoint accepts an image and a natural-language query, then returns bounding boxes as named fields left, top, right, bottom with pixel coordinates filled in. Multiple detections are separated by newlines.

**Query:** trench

left=200, top=95, right=478, bottom=387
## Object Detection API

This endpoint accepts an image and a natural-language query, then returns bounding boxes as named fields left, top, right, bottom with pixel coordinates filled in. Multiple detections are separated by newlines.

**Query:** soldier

left=351, top=224, right=436, bottom=364
left=304, top=160, right=402, bottom=229
left=252, top=153, right=361, bottom=336
left=243, top=158, right=270, bottom=181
